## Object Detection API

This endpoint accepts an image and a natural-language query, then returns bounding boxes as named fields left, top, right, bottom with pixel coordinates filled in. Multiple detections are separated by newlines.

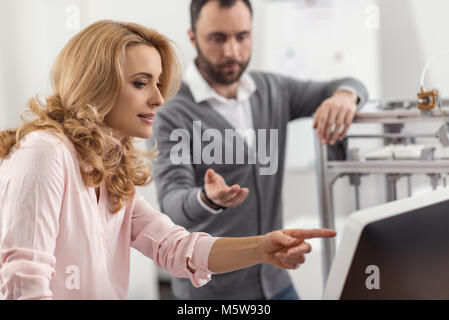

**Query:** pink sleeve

left=130, top=191, right=218, bottom=288
left=0, top=138, right=64, bottom=299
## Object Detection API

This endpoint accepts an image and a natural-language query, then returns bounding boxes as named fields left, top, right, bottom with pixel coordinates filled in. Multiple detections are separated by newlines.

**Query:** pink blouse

left=0, top=130, right=218, bottom=299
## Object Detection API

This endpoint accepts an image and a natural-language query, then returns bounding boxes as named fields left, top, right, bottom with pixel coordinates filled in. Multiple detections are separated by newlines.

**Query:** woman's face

left=105, top=44, right=164, bottom=139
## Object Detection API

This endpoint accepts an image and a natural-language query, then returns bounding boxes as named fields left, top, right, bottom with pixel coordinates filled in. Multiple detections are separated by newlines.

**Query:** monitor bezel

left=323, top=187, right=449, bottom=299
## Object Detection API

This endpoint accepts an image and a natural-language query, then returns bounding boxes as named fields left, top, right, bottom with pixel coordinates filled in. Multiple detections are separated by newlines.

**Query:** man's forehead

left=196, top=1, right=252, bottom=33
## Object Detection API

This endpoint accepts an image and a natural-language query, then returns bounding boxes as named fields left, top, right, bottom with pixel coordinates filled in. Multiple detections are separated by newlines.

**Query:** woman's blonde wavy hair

left=0, top=20, right=181, bottom=213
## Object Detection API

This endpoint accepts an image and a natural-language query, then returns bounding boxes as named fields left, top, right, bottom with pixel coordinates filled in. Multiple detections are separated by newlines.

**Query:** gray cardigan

left=149, top=71, right=368, bottom=299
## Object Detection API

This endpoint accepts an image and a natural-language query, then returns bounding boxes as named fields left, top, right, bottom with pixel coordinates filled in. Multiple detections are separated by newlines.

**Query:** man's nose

left=223, top=38, right=239, bottom=59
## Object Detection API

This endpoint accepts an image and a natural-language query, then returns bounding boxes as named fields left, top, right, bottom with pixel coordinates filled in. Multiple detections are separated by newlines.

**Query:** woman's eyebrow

left=131, top=72, right=153, bottom=78
left=130, top=72, right=162, bottom=82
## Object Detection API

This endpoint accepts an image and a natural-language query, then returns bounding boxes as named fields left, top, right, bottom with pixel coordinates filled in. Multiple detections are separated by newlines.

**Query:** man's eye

left=212, top=36, right=225, bottom=43
left=237, top=34, right=248, bottom=41
left=134, top=81, right=146, bottom=89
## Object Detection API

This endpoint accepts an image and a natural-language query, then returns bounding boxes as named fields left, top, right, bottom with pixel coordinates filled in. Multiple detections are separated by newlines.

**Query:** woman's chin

left=112, top=127, right=152, bottom=139
left=134, top=130, right=153, bottom=139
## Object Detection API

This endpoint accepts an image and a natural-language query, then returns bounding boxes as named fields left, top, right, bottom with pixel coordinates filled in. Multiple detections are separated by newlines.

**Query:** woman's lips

left=138, top=117, right=154, bottom=125
left=137, top=113, right=155, bottom=125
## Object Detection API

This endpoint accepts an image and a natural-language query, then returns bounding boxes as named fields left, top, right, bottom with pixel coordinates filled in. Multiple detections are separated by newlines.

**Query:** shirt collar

left=184, top=62, right=256, bottom=104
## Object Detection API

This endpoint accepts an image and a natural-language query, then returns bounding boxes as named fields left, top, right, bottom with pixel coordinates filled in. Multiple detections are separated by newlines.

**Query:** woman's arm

left=0, top=135, right=64, bottom=299
left=207, top=228, right=336, bottom=274
left=131, top=191, right=336, bottom=286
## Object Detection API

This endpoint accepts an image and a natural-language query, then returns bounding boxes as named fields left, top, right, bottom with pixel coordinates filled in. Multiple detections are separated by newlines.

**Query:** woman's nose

left=148, top=87, right=164, bottom=108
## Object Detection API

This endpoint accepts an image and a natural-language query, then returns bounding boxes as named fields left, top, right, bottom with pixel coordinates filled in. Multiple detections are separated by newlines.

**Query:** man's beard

left=195, top=46, right=250, bottom=85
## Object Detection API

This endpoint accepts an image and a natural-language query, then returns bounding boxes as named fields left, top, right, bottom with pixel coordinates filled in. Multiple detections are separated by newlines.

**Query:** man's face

left=190, top=0, right=252, bottom=85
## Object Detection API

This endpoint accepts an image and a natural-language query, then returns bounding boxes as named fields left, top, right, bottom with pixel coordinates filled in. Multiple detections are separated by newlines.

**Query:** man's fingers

left=338, top=109, right=356, bottom=140
left=316, top=107, right=330, bottom=141
left=338, top=124, right=350, bottom=141
left=328, top=123, right=340, bottom=145
left=323, top=107, right=339, bottom=143
left=205, top=169, right=216, bottom=184
left=224, top=188, right=249, bottom=207
left=313, top=108, right=321, bottom=130
left=330, top=110, right=347, bottom=144
left=219, top=185, right=241, bottom=202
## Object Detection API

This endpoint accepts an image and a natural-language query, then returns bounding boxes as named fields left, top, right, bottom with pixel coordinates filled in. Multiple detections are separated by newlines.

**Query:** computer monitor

left=323, top=187, right=449, bottom=300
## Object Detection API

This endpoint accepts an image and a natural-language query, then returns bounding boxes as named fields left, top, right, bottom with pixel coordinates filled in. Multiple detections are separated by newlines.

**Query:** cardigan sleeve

left=288, top=76, right=368, bottom=120
left=265, top=73, right=369, bottom=121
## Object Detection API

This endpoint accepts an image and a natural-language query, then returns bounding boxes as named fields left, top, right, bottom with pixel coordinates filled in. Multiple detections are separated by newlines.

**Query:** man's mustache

left=218, top=60, right=244, bottom=69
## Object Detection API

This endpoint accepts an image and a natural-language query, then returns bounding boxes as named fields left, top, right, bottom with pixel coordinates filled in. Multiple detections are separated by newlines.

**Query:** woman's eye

left=134, top=81, right=147, bottom=89
left=157, top=83, right=163, bottom=89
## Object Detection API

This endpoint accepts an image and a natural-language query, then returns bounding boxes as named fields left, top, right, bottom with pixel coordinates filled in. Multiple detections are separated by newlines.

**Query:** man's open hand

left=202, top=168, right=249, bottom=209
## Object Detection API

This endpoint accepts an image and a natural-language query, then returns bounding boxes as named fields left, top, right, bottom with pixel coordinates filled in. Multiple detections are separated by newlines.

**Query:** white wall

left=0, top=0, right=93, bottom=127
left=379, top=0, right=449, bottom=99
left=0, top=54, right=6, bottom=129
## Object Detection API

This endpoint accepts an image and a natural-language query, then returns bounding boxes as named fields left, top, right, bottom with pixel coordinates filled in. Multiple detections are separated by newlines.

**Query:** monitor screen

left=323, top=188, right=449, bottom=300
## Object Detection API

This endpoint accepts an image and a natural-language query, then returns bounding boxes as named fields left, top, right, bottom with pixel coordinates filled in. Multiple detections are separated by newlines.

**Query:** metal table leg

left=314, top=134, right=338, bottom=283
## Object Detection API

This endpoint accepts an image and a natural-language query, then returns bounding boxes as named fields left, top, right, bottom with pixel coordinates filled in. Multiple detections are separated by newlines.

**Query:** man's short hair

left=190, top=0, right=253, bottom=32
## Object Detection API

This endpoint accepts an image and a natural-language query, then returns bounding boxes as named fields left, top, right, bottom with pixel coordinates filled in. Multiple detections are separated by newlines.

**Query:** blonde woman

left=0, top=20, right=335, bottom=300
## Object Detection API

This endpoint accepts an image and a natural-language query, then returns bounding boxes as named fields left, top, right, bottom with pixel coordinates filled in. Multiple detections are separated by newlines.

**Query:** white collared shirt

left=184, top=63, right=257, bottom=148
left=185, top=63, right=257, bottom=214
